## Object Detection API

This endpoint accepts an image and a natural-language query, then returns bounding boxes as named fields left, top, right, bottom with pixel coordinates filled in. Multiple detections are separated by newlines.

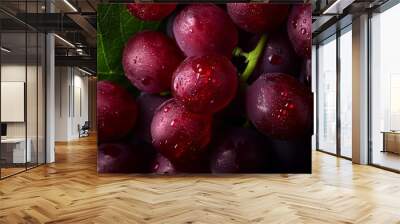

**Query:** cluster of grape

left=98, top=3, right=313, bottom=173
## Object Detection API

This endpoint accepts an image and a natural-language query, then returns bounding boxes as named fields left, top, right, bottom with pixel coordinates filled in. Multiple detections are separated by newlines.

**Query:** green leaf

left=97, top=4, right=161, bottom=88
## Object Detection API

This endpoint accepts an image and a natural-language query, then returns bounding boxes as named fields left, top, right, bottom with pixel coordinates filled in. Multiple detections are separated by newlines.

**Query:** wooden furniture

left=382, top=131, right=400, bottom=154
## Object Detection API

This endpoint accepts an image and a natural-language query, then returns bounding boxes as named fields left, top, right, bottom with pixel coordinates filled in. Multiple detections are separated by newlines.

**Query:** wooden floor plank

left=0, top=135, right=400, bottom=223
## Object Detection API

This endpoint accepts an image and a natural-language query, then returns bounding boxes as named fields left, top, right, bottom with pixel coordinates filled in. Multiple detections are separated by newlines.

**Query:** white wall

left=54, top=67, right=89, bottom=141
left=1, top=63, right=46, bottom=164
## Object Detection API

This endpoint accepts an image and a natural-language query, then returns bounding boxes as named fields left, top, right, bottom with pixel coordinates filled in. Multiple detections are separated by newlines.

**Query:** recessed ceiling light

left=63, top=0, right=78, bottom=12
left=1, top=47, right=11, bottom=53
left=54, top=34, right=75, bottom=48
left=77, top=67, right=93, bottom=76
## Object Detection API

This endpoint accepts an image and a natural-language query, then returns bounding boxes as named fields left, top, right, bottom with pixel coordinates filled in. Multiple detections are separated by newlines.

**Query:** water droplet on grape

left=210, top=99, right=214, bottom=104
left=170, top=120, right=175, bottom=127
left=268, top=55, right=283, bottom=65
left=174, top=144, right=179, bottom=149
left=153, top=163, right=159, bottom=170
left=163, top=107, right=170, bottom=112
left=292, top=20, right=297, bottom=28
left=141, top=77, right=152, bottom=86
left=285, top=103, right=295, bottom=109
left=301, top=28, right=306, bottom=35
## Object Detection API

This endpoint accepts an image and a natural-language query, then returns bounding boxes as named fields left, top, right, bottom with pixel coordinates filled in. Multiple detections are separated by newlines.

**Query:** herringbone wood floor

left=1, top=135, right=400, bottom=224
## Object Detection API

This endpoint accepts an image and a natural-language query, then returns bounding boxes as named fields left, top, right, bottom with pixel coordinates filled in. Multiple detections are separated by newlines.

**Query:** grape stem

left=233, top=34, right=267, bottom=83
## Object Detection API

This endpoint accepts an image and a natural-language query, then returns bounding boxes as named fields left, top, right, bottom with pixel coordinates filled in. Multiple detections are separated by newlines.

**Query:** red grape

left=210, top=127, right=268, bottom=173
left=122, top=31, right=184, bottom=93
left=287, top=5, right=312, bottom=59
left=172, top=55, right=238, bottom=114
left=227, top=3, right=289, bottom=34
left=127, top=3, right=176, bottom=21
left=251, top=31, right=299, bottom=83
left=97, top=81, right=137, bottom=142
left=173, top=4, right=238, bottom=57
left=98, top=141, right=154, bottom=173
left=246, top=73, right=313, bottom=140
left=151, top=99, right=212, bottom=169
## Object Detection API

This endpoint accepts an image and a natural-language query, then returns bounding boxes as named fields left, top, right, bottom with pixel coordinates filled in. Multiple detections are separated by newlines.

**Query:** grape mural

left=97, top=3, right=313, bottom=174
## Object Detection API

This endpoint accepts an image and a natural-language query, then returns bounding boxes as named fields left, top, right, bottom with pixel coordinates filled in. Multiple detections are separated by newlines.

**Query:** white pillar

left=352, top=14, right=369, bottom=164
left=46, top=1, right=55, bottom=163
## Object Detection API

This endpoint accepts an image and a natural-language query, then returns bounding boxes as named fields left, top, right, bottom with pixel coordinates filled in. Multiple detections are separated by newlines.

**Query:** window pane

left=340, top=28, right=352, bottom=158
left=318, top=36, right=337, bottom=154
left=371, top=3, right=400, bottom=171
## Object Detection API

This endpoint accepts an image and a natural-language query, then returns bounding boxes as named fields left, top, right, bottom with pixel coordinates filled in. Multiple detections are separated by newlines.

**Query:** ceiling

left=1, top=0, right=395, bottom=73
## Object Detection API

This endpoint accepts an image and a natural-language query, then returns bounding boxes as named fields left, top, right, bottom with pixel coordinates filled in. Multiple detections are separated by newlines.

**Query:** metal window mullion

left=316, top=44, right=320, bottom=150
left=25, top=0, right=28, bottom=171
left=0, top=18, right=2, bottom=179
left=367, top=11, right=373, bottom=165
left=337, top=29, right=341, bottom=157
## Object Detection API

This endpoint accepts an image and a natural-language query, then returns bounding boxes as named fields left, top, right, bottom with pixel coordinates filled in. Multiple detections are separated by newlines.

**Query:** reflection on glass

left=27, top=31, right=38, bottom=169
left=318, top=36, right=337, bottom=154
left=1, top=31, right=28, bottom=177
left=371, top=3, right=400, bottom=171
left=38, top=32, right=46, bottom=165
left=340, top=28, right=352, bottom=158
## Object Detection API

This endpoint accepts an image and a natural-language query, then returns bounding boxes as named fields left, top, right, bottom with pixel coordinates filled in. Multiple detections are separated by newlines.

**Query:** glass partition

left=317, top=35, right=337, bottom=154
left=339, top=27, right=352, bottom=158
left=1, top=29, right=28, bottom=178
left=0, top=1, right=46, bottom=179
left=370, top=3, right=400, bottom=171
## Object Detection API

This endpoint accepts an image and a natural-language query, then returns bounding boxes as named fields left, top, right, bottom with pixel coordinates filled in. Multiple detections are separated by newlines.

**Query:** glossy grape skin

left=173, top=4, right=238, bottom=57
left=210, top=127, right=268, bottom=173
left=246, top=73, right=313, bottom=140
left=287, top=5, right=312, bottom=59
left=134, top=93, right=169, bottom=143
left=127, top=3, right=176, bottom=21
left=122, top=31, right=184, bottom=93
left=151, top=99, right=212, bottom=169
left=97, top=81, right=137, bottom=142
left=172, top=55, right=238, bottom=114
left=98, top=141, right=154, bottom=173
left=227, top=3, right=289, bottom=34
left=251, top=31, right=299, bottom=83
left=151, top=154, right=176, bottom=174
